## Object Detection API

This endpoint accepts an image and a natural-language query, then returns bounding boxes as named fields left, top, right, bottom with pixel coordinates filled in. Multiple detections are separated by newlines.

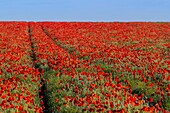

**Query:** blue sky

left=0, top=0, right=170, bottom=22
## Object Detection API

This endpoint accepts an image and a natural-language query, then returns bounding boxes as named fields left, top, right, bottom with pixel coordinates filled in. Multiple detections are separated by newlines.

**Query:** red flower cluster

left=0, top=22, right=170, bottom=112
left=0, top=22, right=43, bottom=112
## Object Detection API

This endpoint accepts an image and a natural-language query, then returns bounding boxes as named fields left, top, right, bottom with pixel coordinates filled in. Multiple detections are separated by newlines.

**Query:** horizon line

left=0, top=20, right=170, bottom=23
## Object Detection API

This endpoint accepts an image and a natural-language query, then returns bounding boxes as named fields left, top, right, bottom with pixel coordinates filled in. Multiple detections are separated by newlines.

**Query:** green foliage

left=95, top=60, right=113, bottom=73
left=81, top=55, right=90, bottom=60
left=163, top=96, right=170, bottom=111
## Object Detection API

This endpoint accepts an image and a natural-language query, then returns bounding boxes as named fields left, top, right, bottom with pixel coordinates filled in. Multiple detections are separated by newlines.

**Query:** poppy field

left=0, top=22, right=170, bottom=113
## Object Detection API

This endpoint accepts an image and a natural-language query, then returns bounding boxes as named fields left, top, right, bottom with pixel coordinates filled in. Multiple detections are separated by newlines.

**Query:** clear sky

left=0, top=0, right=170, bottom=22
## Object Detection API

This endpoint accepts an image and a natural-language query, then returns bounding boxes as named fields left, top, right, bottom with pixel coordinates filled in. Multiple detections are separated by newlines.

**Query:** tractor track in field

left=28, top=23, right=49, bottom=113
left=41, top=25, right=80, bottom=56
left=40, top=25, right=65, bottom=49
left=41, top=25, right=58, bottom=46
